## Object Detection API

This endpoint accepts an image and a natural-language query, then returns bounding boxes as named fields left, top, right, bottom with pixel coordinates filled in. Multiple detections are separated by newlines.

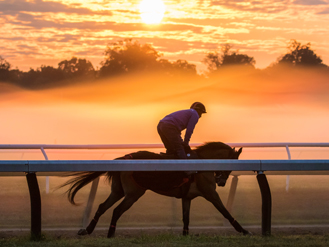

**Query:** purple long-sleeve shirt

left=160, top=109, right=199, bottom=145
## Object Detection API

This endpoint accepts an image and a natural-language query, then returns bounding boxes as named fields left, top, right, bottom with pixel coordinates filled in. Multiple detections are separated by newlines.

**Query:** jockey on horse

left=157, top=102, right=207, bottom=159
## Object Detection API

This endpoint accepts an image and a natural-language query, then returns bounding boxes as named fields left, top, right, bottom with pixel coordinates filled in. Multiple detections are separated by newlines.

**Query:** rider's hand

left=184, top=144, right=192, bottom=154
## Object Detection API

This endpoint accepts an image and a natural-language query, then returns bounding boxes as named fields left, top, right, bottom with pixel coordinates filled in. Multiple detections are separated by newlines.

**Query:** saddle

left=132, top=171, right=191, bottom=193
left=159, top=151, right=199, bottom=159
left=125, top=151, right=195, bottom=197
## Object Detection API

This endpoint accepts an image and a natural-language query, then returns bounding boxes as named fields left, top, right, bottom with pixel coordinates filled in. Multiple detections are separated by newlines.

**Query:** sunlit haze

left=1, top=67, right=329, bottom=148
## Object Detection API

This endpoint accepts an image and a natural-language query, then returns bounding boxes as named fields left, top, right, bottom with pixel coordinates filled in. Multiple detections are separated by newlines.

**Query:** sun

left=139, top=0, right=166, bottom=24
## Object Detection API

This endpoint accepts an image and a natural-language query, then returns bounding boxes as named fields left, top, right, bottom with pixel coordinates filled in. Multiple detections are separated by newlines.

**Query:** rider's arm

left=183, top=111, right=199, bottom=146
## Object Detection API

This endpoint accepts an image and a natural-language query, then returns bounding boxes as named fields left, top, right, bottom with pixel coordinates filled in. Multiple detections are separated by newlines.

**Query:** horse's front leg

left=204, top=191, right=251, bottom=235
left=182, top=198, right=191, bottom=236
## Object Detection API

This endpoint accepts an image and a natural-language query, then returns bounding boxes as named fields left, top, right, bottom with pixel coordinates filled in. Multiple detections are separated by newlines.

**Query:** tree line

left=0, top=39, right=327, bottom=89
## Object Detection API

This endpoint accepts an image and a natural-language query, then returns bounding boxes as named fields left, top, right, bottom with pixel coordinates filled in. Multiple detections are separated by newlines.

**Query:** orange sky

left=1, top=0, right=329, bottom=72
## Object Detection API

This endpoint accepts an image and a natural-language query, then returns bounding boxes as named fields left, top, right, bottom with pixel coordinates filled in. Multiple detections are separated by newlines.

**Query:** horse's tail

left=60, top=171, right=115, bottom=205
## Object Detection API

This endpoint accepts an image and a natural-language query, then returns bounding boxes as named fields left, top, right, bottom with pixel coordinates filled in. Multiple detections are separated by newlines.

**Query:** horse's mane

left=194, top=142, right=233, bottom=152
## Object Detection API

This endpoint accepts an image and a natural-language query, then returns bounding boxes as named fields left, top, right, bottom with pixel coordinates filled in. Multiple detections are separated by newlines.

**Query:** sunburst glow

left=139, top=0, right=166, bottom=24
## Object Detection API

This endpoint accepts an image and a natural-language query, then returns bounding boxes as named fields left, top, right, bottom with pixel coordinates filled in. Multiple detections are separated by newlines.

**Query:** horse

left=61, top=142, right=251, bottom=237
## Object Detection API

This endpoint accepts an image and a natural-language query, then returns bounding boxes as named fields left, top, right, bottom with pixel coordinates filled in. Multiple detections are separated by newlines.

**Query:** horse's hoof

left=78, top=229, right=89, bottom=235
left=243, top=230, right=253, bottom=236
left=107, top=225, right=116, bottom=238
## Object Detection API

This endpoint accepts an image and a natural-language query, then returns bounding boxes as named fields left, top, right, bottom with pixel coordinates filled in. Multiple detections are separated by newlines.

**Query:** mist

left=1, top=66, right=329, bottom=147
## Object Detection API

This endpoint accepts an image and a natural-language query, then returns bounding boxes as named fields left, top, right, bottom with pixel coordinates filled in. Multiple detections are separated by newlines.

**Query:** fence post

left=226, top=175, right=239, bottom=212
left=256, top=172, right=271, bottom=236
left=40, top=147, right=50, bottom=194
left=26, top=172, right=42, bottom=240
left=223, top=175, right=239, bottom=226
left=82, top=177, right=100, bottom=228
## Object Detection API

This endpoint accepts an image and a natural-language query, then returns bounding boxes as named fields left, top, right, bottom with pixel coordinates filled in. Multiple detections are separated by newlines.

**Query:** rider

left=157, top=102, right=207, bottom=159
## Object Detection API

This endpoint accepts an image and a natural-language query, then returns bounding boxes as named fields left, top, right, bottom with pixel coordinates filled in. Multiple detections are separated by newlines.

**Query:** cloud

left=293, top=0, right=328, bottom=5
left=0, top=37, right=26, bottom=41
left=211, top=0, right=289, bottom=13
left=0, top=0, right=112, bottom=15
left=317, top=7, right=329, bottom=13
left=8, top=12, right=111, bottom=30
left=6, top=11, right=204, bottom=33
left=53, top=34, right=80, bottom=43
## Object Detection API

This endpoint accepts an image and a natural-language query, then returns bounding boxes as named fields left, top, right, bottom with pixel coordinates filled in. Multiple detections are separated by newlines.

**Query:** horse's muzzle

left=215, top=176, right=227, bottom=187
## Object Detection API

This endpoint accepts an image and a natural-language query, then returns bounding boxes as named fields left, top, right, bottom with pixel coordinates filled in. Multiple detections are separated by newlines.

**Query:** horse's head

left=230, top=147, right=243, bottom=159
left=194, top=142, right=242, bottom=187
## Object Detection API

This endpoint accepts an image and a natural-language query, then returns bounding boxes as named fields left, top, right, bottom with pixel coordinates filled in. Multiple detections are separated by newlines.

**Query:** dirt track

left=1, top=225, right=329, bottom=239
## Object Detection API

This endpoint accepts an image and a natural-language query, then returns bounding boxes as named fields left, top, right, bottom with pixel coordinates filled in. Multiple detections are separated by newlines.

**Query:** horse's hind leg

left=78, top=191, right=124, bottom=235
left=107, top=190, right=145, bottom=238
left=79, top=175, right=124, bottom=235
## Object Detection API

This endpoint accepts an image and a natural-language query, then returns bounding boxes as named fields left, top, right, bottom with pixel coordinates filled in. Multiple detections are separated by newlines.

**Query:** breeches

left=157, top=121, right=186, bottom=159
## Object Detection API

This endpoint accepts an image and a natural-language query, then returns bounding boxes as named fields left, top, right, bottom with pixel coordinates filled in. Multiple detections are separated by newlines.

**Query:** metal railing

left=2, top=159, right=329, bottom=172
left=2, top=142, right=329, bottom=159
left=1, top=142, right=329, bottom=192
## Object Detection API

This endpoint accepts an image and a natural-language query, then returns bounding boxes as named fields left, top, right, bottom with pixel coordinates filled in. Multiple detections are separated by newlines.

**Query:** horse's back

left=116, top=151, right=162, bottom=160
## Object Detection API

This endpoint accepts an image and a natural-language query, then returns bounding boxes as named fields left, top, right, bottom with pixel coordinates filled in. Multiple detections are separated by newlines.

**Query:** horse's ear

left=233, top=147, right=236, bottom=151
left=238, top=147, right=243, bottom=154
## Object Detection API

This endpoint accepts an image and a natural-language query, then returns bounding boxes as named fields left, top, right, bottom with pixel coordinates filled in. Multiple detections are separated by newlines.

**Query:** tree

left=58, top=57, right=95, bottom=80
left=0, top=56, right=11, bottom=81
left=158, top=59, right=197, bottom=76
left=18, top=68, right=40, bottom=88
left=171, top=59, right=197, bottom=75
left=18, top=66, right=64, bottom=89
left=277, top=40, right=325, bottom=67
left=39, top=65, right=65, bottom=83
left=99, top=39, right=161, bottom=77
left=0, top=56, right=11, bottom=70
left=203, top=44, right=255, bottom=73
left=99, top=39, right=198, bottom=77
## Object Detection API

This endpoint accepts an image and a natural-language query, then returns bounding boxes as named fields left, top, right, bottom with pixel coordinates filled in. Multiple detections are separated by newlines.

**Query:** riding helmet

left=190, top=102, right=207, bottom=113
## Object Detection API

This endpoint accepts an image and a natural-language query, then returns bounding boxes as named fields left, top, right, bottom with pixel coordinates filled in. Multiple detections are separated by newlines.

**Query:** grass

left=1, top=233, right=329, bottom=247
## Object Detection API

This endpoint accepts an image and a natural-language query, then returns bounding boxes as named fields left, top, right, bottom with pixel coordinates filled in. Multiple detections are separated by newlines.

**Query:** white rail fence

left=1, top=142, right=329, bottom=191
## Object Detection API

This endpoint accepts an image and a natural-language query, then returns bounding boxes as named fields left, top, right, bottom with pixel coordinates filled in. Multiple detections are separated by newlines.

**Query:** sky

left=1, top=0, right=329, bottom=73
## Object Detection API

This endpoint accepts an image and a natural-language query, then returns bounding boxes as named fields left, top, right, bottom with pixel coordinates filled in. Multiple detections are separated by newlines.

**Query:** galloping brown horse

left=61, top=142, right=251, bottom=237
